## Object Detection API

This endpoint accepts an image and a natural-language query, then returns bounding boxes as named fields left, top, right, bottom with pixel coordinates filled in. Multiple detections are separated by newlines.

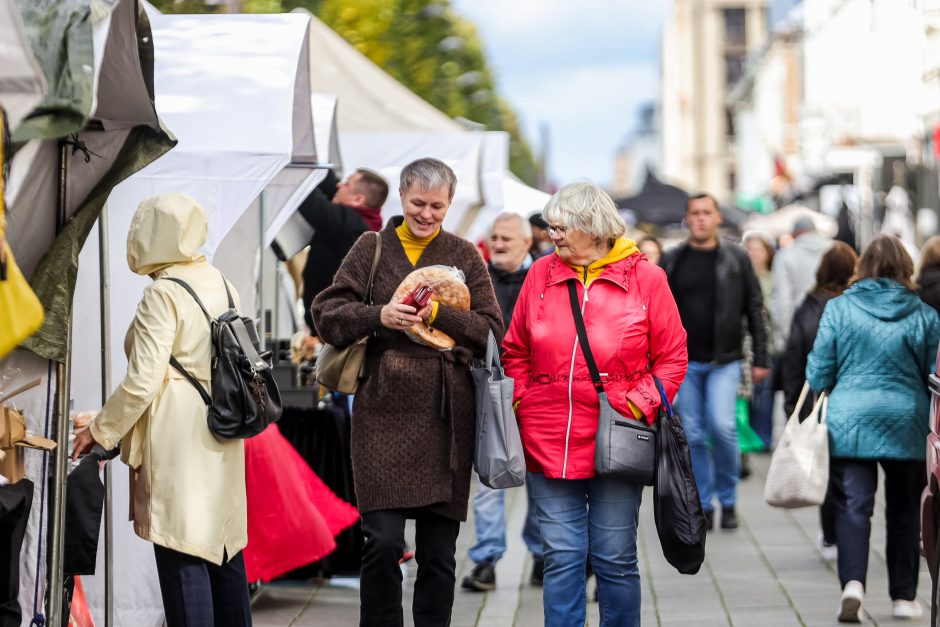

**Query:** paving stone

left=251, top=454, right=933, bottom=626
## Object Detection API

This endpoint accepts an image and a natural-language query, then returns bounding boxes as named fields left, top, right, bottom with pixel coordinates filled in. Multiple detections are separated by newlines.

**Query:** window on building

left=725, top=106, right=736, bottom=138
left=723, top=8, right=747, bottom=49
left=725, top=53, right=745, bottom=87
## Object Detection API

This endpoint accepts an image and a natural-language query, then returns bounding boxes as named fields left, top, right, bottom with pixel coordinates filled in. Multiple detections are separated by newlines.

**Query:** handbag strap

left=159, top=276, right=218, bottom=407
left=365, top=231, right=382, bottom=305
left=567, top=280, right=604, bottom=394
left=793, top=382, right=811, bottom=417
left=483, top=329, right=502, bottom=369
left=652, top=375, right=673, bottom=418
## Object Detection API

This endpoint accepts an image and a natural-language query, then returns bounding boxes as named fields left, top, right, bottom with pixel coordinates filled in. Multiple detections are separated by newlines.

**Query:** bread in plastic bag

left=392, top=265, right=470, bottom=350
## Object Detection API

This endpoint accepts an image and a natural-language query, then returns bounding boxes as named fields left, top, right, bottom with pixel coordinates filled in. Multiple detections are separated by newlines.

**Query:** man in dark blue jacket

left=662, top=193, right=768, bottom=531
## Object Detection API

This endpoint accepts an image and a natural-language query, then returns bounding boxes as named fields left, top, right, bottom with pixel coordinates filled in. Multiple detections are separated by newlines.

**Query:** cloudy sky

left=451, top=1, right=671, bottom=188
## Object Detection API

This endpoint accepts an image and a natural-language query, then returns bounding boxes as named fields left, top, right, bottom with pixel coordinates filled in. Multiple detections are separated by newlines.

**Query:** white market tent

left=4, top=0, right=175, bottom=623
left=66, top=11, right=322, bottom=626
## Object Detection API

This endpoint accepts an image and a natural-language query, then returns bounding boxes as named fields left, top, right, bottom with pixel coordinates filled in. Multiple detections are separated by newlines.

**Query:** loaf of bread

left=393, top=266, right=470, bottom=349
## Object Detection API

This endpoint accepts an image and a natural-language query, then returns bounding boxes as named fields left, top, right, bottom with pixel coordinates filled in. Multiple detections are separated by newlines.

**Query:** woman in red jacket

left=503, top=182, right=687, bottom=627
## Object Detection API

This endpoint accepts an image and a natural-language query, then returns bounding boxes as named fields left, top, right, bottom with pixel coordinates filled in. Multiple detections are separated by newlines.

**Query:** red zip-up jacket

left=502, top=250, right=688, bottom=479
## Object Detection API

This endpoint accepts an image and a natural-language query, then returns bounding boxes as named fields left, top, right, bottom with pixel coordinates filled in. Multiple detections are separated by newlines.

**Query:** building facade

left=661, top=0, right=770, bottom=201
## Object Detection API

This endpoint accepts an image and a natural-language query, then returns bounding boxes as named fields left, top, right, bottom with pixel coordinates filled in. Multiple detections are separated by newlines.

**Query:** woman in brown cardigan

left=311, top=158, right=503, bottom=627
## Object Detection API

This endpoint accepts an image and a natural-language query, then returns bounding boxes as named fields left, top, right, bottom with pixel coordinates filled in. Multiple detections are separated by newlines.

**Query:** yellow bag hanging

left=0, top=109, right=44, bottom=359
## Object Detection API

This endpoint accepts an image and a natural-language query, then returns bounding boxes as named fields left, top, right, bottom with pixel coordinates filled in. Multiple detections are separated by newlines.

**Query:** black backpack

left=163, top=276, right=281, bottom=439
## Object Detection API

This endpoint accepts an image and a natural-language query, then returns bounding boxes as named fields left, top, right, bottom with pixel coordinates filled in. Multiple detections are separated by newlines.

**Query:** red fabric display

left=243, top=424, right=359, bottom=582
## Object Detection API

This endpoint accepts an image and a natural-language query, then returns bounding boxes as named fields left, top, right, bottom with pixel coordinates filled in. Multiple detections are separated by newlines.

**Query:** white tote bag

left=764, top=384, right=829, bottom=508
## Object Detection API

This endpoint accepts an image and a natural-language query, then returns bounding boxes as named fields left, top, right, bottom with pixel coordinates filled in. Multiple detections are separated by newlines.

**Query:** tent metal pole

left=273, top=259, right=281, bottom=344
left=47, top=140, right=72, bottom=627
left=257, top=192, right=265, bottom=339
left=98, top=206, right=114, bottom=627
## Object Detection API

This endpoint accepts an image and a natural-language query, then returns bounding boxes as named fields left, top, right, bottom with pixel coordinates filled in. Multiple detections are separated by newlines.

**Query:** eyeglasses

left=547, top=224, right=568, bottom=236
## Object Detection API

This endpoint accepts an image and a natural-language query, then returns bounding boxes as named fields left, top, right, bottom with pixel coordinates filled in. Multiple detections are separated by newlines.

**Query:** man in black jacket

left=300, top=168, right=388, bottom=329
left=662, top=193, right=769, bottom=531
left=461, top=212, right=544, bottom=591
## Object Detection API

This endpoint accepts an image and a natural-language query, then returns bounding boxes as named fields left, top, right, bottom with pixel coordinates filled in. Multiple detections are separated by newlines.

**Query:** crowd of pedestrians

left=68, top=152, right=940, bottom=627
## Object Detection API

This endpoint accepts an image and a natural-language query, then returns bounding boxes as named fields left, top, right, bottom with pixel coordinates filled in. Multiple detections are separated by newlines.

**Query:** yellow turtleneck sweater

left=396, top=221, right=442, bottom=322
left=396, top=221, right=440, bottom=265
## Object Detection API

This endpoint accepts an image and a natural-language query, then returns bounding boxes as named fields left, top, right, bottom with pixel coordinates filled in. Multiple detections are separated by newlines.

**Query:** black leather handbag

left=567, top=280, right=656, bottom=485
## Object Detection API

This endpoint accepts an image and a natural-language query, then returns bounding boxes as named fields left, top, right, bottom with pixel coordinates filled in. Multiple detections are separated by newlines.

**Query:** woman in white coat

left=72, top=193, right=251, bottom=626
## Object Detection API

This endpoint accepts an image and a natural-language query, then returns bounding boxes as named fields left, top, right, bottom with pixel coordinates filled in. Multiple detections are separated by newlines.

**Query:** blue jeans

left=528, top=472, right=642, bottom=627
left=676, top=360, right=741, bottom=511
left=468, top=478, right=542, bottom=564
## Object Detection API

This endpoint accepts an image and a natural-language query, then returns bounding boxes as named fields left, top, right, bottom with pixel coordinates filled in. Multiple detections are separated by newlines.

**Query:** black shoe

left=721, top=507, right=739, bottom=530
left=461, top=562, right=496, bottom=591
left=704, top=509, right=714, bottom=531
left=530, top=558, right=544, bottom=586
left=740, top=453, right=752, bottom=480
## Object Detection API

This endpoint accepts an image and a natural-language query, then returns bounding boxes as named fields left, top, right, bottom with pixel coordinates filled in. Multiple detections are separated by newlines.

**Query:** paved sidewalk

left=251, top=454, right=931, bottom=626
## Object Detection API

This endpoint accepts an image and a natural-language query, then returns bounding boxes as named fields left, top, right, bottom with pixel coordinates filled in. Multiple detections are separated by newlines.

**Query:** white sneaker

left=892, top=599, right=924, bottom=619
left=838, top=580, right=864, bottom=623
left=818, top=531, right=838, bottom=562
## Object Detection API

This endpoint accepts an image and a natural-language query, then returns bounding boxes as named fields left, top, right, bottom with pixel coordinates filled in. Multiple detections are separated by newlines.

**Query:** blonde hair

left=542, top=181, right=626, bottom=245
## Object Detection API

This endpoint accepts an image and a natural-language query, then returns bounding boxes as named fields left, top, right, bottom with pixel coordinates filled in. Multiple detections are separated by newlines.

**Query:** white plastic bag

left=764, top=384, right=829, bottom=508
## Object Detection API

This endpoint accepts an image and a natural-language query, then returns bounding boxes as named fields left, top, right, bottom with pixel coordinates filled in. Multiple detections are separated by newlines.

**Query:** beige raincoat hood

left=90, top=193, right=246, bottom=564
left=127, top=193, right=208, bottom=276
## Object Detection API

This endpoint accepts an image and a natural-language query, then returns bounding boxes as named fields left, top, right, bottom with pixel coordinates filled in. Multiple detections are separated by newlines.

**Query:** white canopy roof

left=743, top=205, right=838, bottom=239
left=0, top=1, right=45, bottom=131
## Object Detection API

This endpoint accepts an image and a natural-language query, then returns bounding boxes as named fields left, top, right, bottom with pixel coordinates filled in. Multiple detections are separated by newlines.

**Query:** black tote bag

left=652, top=376, right=706, bottom=575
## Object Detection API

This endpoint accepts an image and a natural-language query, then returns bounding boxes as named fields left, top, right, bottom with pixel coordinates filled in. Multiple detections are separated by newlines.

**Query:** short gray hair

left=400, top=158, right=457, bottom=200
left=491, top=211, right=532, bottom=240
left=542, top=180, right=625, bottom=243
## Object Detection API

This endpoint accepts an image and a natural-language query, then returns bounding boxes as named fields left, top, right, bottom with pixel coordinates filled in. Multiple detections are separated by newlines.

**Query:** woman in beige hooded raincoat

left=72, top=193, right=251, bottom=626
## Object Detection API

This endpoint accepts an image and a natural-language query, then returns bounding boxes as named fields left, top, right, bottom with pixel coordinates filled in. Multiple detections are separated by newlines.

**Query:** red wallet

left=401, top=284, right=434, bottom=309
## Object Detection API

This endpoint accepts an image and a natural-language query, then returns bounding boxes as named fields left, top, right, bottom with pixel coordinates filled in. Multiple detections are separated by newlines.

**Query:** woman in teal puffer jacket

left=807, top=235, right=940, bottom=623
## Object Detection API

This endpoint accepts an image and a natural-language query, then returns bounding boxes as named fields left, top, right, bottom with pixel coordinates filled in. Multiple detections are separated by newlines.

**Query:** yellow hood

left=127, top=193, right=208, bottom=276
left=565, top=237, right=639, bottom=285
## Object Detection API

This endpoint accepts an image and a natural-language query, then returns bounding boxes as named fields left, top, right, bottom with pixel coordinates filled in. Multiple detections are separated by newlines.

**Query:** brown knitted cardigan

left=311, top=217, right=504, bottom=521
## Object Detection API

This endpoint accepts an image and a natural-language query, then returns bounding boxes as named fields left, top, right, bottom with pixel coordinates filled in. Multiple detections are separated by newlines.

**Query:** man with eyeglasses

left=299, top=168, right=389, bottom=330
left=661, top=193, right=769, bottom=531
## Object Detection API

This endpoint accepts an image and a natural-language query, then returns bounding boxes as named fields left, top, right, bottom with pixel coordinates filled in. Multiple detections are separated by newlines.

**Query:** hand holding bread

left=392, top=266, right=470, bottom=349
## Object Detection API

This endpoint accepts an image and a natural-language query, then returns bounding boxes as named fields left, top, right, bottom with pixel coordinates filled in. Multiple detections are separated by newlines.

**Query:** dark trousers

left=153, top=545, right=251, bottom=627
left=360, top=508, right=460, bottom=627
left=820, top=483, right=838, bottom=546
left=829, top=458, right=924, bottom=600
left=0, top=480, right=33, bottom=627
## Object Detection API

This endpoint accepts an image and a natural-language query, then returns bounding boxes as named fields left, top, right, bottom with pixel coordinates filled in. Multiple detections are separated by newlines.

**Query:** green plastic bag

left=737, top=397, right=765, bottom=453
